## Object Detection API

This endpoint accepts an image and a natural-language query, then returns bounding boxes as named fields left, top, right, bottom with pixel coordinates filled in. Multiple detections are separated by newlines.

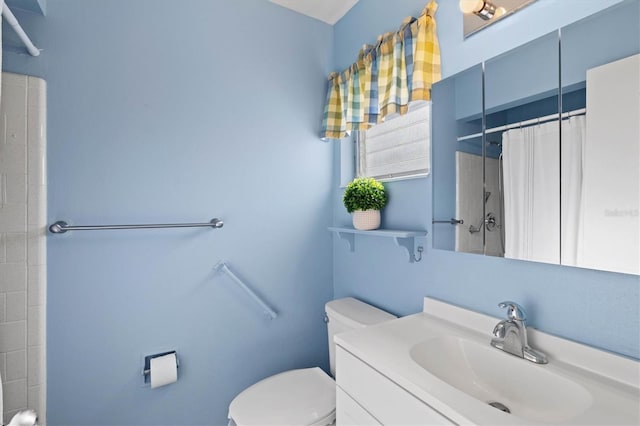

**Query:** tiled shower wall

left=0, top=73, right=47, bottom=424
left=455, top=152, right=502, bottom=256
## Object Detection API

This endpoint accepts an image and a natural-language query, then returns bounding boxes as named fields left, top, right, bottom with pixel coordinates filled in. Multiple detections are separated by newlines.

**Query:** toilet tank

left=325, top=298, right=396, bottom=377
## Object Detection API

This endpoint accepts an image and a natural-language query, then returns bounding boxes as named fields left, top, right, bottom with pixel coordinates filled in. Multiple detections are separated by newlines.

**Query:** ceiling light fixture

left=459, top=0, right=498, bottom=20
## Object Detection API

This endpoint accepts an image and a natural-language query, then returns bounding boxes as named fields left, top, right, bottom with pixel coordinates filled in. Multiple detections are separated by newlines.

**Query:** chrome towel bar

left=49, top=218, right=224, bottom=234
left=432, top=218, right=464, bottom=225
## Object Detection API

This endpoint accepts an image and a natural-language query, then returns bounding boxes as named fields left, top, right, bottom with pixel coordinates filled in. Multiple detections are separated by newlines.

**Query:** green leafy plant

left=343, top=177, right=388, bottom=213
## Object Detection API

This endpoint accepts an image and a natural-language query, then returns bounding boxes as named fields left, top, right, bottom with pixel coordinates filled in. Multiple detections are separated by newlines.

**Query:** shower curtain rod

left=457, top=107, right=586, bottom=142
left=2, top=1, right=40, bottom=56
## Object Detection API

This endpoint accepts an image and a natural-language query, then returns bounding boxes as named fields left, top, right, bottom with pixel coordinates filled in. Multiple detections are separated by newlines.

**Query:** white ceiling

left=270, top=0, right=359, bottom=25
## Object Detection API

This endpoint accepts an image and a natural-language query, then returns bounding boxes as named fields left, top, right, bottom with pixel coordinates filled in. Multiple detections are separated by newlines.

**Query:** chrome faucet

left=490, top=301, right=548, bottom=364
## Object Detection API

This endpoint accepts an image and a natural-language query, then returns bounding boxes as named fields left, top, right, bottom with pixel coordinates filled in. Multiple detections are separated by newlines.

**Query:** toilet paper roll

left=150, top=353, right=178, bottom=389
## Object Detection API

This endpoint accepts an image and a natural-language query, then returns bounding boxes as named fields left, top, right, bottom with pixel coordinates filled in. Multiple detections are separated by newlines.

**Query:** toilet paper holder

left=142, top=350, right=179, bottom=384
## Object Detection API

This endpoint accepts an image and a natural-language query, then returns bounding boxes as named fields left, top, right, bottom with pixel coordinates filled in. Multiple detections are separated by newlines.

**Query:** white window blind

left=358, top=103, right=431, bottom=181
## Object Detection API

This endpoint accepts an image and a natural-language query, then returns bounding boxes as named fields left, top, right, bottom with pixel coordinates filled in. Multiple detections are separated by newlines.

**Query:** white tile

left=27, top=347, right=40, bottom=386
left=27, top=86, right=44, bottom=107
left=2, top=73, right=28, bottom=88
left=27, top=385, right=40, bottom=414
left=27, top=265, right=44, bottom=307
left=0, top=293, right=5, bottom=322
left=27, top=102, right=46, bottom=138
left=6, top=350, right=26, bottom=381
left=27, top=185, right=46, bottom=226
left=4, top=173, right=27, bottom=205
left=0, top=144, right=27, bottom=175
left=27, top=76, right=46, bottom=103
left=0, top=204, right=27, bottom=232
left=27, top=103, right=46, bottom=187
left=26, top=228, right=46, bottom=266
left=1, top=85, right=27, bottom=148
left=3, top=379, right=27, bottom=411
left=0, top=233, right=5, bottom=263
left=0, top=263, right=27, bottom=292
left=6, top=292, right=26, bottom=322
left=27, top=306, right=42, bottom=347
left=28, top=141, right=47, bottom=187
left=0, top=351, right=6, bottom=382
left=0, top=321, right=26, bottom=352
left=5, top=233, right=27, bottom=264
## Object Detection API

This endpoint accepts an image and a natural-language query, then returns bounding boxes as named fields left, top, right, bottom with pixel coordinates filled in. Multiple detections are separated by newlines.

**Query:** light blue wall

left=2, top=0, right=638, bottom=423
left=4, top=1, right=334, bottom=425
left=332, top=0, right=639, bottom=360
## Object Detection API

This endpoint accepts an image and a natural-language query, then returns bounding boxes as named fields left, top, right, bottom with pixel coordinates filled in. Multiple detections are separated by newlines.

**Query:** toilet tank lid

left=325, top=297, right=396, bottom=328
left=228, top=367, right=335, bottom=426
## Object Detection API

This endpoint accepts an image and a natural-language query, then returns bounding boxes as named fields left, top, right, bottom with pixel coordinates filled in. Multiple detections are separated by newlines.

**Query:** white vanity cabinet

left=335, top=346, right=455, bottom=425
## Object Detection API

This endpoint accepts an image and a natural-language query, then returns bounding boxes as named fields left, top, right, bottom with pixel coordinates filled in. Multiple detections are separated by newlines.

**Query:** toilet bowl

left=228, top=298, right=396, bottom=426
left=1, top=369, right=38, bottom=426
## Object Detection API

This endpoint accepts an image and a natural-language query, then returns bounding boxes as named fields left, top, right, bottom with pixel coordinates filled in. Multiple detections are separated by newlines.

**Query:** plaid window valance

left=321, top=1, right=441, bottom=140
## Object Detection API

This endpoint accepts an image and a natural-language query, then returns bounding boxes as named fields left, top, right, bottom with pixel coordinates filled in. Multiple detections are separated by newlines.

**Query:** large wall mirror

left=432, top=0, right=639, bottom=275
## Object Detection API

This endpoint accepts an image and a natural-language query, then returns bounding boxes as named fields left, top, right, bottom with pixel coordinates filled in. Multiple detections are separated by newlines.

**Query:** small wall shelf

left=329, top=227, right=428, bottom=263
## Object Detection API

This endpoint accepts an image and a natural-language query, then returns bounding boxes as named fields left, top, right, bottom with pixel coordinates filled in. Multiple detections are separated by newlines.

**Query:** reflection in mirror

left=484, top=31, right=559, bottom=264
left=560, top=0, right=639, bottom=274
left=432, top=65, right=484, bottom=254
left=432, top=1, right=639, bottom=275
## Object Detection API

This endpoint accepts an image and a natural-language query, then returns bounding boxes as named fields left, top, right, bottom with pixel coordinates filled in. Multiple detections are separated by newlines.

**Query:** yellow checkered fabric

left=320, top=1, right=441, bottom=140
left=321, top=72, right=345, bottom=140
left=411, top=1, right=441, bottom=102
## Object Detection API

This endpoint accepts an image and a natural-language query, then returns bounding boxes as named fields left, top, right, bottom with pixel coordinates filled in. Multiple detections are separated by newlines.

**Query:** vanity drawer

left=337, top=387, right=382, bottom=426
left=336, top=346, right=454, bottom=426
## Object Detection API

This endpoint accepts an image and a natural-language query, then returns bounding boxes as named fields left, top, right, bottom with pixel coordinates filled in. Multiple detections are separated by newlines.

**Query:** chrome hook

left=415, top=246, right=424, bottom=262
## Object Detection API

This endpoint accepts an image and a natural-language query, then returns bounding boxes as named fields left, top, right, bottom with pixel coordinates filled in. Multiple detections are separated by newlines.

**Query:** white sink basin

left=410, top=336, right=593, bottom=423
left=334, top=298, right=640, bottom=425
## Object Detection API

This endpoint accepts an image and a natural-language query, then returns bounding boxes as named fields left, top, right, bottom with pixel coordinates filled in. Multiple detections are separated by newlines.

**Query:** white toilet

left=228, top=297, right=396, bottom=426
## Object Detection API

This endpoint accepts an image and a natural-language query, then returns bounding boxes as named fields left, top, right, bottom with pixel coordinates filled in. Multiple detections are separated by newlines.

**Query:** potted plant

left=343, top=177, right=388, bottom=230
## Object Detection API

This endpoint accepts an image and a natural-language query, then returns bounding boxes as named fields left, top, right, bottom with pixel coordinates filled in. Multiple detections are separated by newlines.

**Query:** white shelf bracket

left=393, top=236, right=426, bottom=263
left=336, top=231, right=356, bottom=252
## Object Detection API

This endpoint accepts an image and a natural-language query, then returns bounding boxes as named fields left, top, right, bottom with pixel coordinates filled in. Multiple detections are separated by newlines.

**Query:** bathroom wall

left=332, top=0, right=640, bottom=360
left=2, top=1, right=637, bottom=424
left=0, top=73, right=47, bottom=424
left=4, top=1, right=334, bottom=425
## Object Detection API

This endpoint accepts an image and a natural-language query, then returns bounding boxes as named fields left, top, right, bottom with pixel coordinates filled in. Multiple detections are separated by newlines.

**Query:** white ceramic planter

left=353, top=209, right=381, bottom=231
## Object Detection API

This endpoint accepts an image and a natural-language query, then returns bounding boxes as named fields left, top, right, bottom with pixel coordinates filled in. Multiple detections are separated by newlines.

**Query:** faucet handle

left=492, top=321, right=506, bottom=339
left=498, top=301, right=526, bottom=321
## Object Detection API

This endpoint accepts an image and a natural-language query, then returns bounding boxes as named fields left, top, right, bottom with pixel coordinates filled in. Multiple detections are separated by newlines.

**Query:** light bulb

left=494, top=6, right=507, bottom=18
left=459, top=0, right=484, bottom=14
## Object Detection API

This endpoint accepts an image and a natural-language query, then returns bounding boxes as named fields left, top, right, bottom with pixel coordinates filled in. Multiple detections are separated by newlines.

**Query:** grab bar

left=213, top=261, right=277, bottom=320
left=49, top=218, right=223, bottom=234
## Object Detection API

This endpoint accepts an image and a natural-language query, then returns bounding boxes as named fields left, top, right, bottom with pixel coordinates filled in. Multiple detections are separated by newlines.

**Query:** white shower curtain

left=502, top=117, right=587, bottom=265
left=561, top=116, right=586, bottom=266
left=502, top=121, right=560, bottom=264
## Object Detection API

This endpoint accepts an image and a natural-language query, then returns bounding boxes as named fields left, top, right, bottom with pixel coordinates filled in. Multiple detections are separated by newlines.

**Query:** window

left=357, top=103, right=431, bottom=181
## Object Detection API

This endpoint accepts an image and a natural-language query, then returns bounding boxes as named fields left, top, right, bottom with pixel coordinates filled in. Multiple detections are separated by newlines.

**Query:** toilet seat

left=228, top=367, right=336, bottom=426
